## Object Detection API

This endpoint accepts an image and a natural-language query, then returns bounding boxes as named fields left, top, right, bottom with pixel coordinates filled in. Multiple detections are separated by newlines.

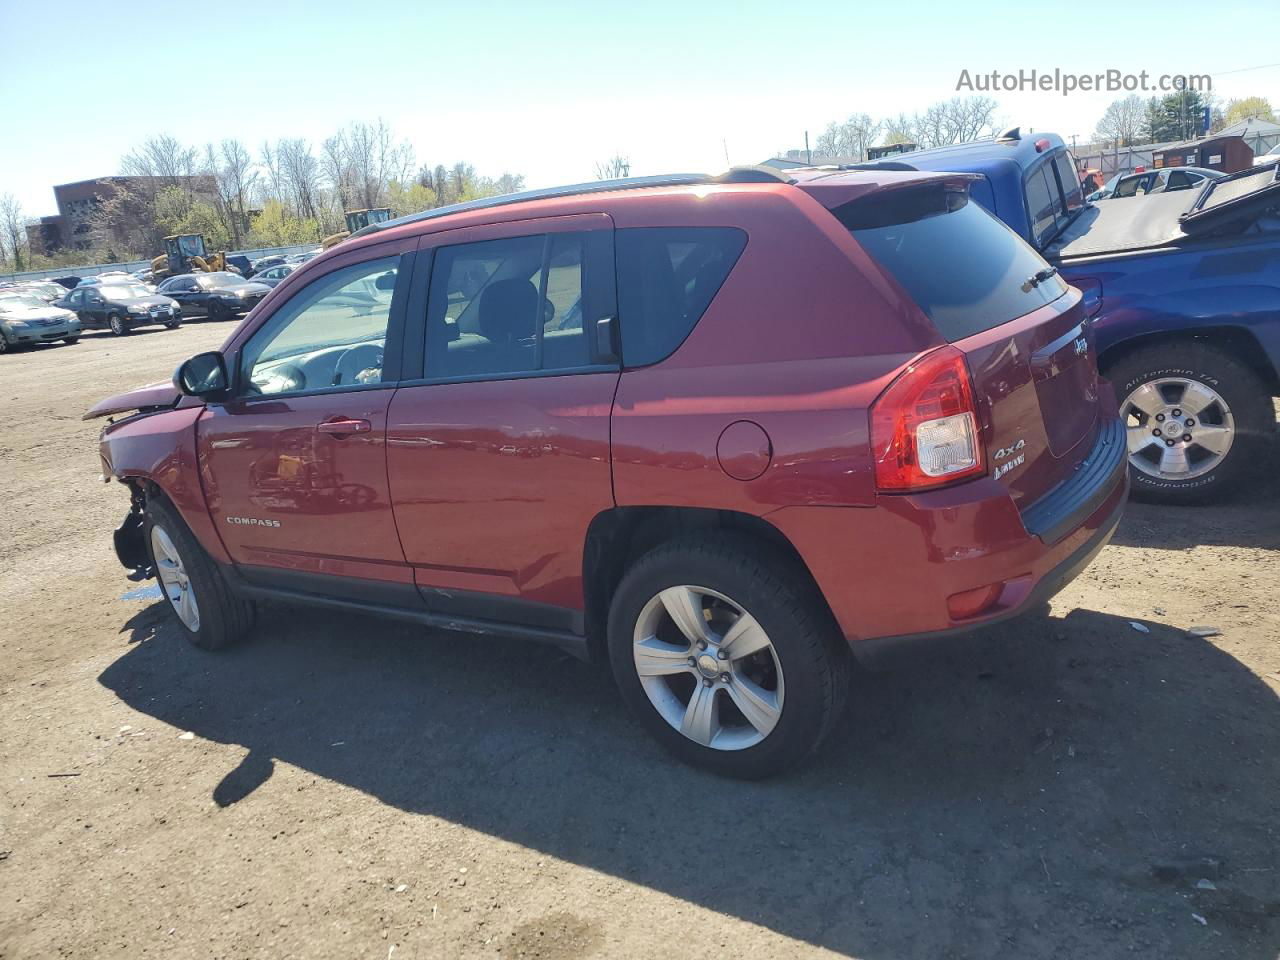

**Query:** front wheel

left=164, top=319, right=181, bottom=330
left=108, top=313, right=128, bottom=336
left=607, top=535, right=848, bottom=779
left=64, top=336, right=80, bottom=345
left=206, top=301, right=228, bottom=322
left=1108, top=342, right=1274, bottom=504
left=144, top=498, right=255, bottom=650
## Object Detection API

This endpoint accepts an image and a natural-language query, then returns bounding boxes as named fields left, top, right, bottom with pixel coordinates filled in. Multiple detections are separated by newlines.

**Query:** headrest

left=477, top=278, right=538, bottom=344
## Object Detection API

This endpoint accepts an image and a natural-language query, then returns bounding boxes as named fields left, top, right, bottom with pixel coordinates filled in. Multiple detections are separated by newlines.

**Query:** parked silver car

left=0, top=293, right=81, bottom=353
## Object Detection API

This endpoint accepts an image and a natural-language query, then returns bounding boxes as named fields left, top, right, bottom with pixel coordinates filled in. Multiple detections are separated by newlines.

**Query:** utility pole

left=805, top=130, right=811, bottom=165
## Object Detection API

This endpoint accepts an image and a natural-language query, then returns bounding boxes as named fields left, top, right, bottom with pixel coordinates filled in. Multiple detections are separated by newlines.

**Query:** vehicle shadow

left=100, top=602, right=1280, bottom=959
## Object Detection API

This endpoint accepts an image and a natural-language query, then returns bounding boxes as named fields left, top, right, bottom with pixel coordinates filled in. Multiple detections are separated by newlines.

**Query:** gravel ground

left=1, top=322, right=1277, bottom=960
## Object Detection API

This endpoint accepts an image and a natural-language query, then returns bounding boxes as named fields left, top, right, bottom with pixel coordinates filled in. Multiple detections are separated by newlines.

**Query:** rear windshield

left=838, top=185, right=1068, bottom=341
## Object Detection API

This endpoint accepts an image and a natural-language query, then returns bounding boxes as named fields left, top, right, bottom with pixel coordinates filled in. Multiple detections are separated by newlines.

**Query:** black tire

left=144, top=497, right=255, bottom=651
left=164, top=319, right=181, bottom=330
left=607, top=533, right=849, bottom=779
left=207, top=300, right=227, bottom=322
left=64, top=336, right=80, bottom=345
left=108, top=313, right=128, bottom=336
left=0, top=333, right=9, bottom=354
left=1106, top=342, right=1274, bottom=505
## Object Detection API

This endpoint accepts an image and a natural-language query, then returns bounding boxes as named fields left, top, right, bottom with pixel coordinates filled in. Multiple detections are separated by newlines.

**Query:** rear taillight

left=871, top=345, right=985, bottom=491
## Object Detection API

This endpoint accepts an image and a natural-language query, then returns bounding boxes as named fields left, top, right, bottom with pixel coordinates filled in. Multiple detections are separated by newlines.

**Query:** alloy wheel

left=632, top=585, right=784, bottom=751
left=1123, top=377, right=1235, bottom=481
left=109, top=314, right=124, bottom=335
left=151, top=525, right=201, bottom=632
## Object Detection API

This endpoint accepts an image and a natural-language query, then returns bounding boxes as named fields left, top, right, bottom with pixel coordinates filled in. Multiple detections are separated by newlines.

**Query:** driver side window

left=239, top=256, right=400, bottom=397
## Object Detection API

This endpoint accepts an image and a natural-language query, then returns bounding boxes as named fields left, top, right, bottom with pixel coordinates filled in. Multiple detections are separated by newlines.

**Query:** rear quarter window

left=838, top=185, right=1069, bottom=341
left=615, top=227, right=747, bottom=367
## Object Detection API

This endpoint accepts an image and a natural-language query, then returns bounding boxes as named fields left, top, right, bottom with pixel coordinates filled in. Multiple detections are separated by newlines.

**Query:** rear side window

left=1025, top=165, right=1061, bottom=246
left=423, top=231, right=609, bottom=380
left=839, top=185, right=1069, bottom=341
left=1053, top=151, right=1084, bottom=214
left=615, top=227, right=747, bottom=367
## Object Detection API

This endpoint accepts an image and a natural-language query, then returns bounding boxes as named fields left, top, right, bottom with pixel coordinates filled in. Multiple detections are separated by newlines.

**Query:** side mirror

left=375, top=271, right=397, bottom=291
left=174, top=351, right=229, bottom=397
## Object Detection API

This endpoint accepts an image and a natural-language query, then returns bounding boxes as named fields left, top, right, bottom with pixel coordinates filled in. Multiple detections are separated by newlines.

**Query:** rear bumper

left=767, top=414, right=1129, bottom=648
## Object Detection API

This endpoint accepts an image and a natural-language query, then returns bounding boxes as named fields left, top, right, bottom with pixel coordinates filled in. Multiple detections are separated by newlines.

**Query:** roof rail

left=350, top=168, right=795, bottom=238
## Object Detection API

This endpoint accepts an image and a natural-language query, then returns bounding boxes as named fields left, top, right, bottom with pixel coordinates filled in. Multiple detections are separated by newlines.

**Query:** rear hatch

left=834, top=181, right=1100, bottom=506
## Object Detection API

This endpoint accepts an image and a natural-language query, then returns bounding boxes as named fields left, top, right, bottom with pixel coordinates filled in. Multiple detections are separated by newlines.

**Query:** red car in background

left=88, top=168, right=1127, bottom=777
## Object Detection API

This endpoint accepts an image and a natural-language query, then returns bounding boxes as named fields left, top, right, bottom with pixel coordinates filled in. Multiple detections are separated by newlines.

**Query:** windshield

left=0, top=295, right=48, bottom=310
left=101, top=285, right=152, bottom=300
left=198, top=272, right=243, bottom=288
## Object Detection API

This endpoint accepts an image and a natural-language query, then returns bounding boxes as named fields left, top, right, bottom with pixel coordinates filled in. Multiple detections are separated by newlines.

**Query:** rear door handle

left=317, top=418, right=371, bottom=436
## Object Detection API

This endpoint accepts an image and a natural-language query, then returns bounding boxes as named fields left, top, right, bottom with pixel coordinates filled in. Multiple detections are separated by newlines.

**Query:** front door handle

left=317, top=418, right=371, bottom=436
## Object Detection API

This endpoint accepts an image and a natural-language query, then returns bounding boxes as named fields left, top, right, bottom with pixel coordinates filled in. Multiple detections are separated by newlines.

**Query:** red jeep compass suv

left=89, top=168, right=1128, bottom=777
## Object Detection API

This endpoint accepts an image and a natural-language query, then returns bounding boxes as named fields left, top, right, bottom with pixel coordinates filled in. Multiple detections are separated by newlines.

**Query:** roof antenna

left=723, top=138, right=731, bottom=167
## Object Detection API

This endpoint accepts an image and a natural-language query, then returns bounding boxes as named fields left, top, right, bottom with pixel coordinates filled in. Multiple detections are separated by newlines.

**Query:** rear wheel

left=108, top=313, right=128, bottom=336
left=1108, top=342, right=1273, bottom=504
left=607, top=534, right=848, bottom=778
left=144, top=498, right=255, bottom=651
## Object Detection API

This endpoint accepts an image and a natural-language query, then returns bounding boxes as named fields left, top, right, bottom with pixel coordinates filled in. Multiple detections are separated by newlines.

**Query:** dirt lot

left=1, top=322, right=1277, bottom=960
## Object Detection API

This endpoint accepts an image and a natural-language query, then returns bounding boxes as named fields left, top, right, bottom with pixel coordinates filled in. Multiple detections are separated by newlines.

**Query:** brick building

left=26, top=175, right=217, bottom=254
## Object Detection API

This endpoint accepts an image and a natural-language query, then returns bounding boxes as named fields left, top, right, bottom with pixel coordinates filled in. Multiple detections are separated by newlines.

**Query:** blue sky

left=2, top=0, right=1278, bottom=217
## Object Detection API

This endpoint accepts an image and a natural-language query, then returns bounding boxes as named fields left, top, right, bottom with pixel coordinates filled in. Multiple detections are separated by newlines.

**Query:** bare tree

left=338, top=120, right=415, bottom=210
left=947, top=96, right=999, bottom=142
left=202, top=139, right=258, bottom=248
left=1, top=193, right=28, bottom=270
left=121, top=134, right=198, bottom=199
left=881, top=113, right=919, bottom=147
left=278, top=139, right=323, bottom=226
left=259, top=140, right=284, bottom=206
left=594, top=154, right=631, bottom=179
left=815, top=113, right=881, bottom=162
left=1093, top=94, right=1148, bottom=146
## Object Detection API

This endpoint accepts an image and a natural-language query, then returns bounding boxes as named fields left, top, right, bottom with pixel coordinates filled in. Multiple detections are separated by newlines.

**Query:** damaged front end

left=113, top=485, right=152, bottom=582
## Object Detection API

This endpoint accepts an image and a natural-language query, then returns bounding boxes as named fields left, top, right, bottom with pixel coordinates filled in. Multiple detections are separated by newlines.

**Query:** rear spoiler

left=1180, top=161, right=1280, bottom=234
left=793, top=171, right=983, bottom=213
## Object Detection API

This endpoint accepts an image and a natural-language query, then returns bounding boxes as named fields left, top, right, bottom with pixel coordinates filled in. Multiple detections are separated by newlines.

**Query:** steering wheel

left=333, top=343, right=383, bottom=386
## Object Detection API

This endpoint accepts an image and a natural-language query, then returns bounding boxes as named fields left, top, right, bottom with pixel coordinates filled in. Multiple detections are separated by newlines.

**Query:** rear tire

left=144, top=498, right=255, bottom=651
left=1106, top=342, right=1273, bottom=504
left=607, top=533, right=849, bottom=779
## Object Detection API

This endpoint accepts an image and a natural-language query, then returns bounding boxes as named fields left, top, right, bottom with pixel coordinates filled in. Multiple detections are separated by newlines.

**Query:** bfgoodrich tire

left=144, top=498, right=255, bottom=650
left=1107, top=342, right=1274, bottom=505
left=607, top=534, right=849, bottom=779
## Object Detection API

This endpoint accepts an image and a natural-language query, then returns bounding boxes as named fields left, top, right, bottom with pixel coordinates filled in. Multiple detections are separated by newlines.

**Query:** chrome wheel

left=109, top=314, right=124, bottom=335
left=1123, top=377, right=1234, bottom=482
left=632, top=585, right=784, bottom=751
left=151, top=525, right=200, bottom=632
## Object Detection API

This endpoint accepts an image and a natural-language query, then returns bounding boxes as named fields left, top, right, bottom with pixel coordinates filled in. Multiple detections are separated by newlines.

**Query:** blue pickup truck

left=884, top=131, right=1280, bottom=504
